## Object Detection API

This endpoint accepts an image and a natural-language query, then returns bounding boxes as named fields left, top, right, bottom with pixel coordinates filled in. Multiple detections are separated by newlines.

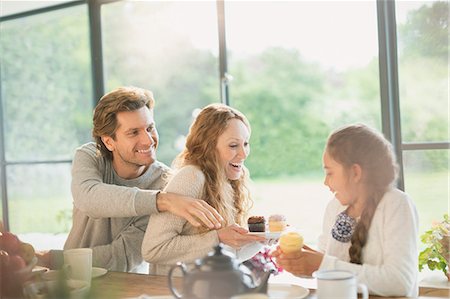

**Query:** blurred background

left=0, top=0, right=448, bottom=251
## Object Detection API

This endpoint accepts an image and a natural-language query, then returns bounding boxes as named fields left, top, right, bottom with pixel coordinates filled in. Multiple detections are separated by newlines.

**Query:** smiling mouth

left=136, top=148, right=153, bottom=154
left=229, top=162, right=242, bottom=170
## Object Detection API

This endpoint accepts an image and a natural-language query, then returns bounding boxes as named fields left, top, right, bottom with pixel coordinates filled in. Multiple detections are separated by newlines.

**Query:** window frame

left=0, top=0, right=448, bottom=231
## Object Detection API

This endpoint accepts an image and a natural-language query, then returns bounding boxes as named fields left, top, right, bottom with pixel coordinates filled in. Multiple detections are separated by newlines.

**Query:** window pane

left=1, top=1, right=73, bottom=17
left=102, top=1, right=220, bottom=165
left=0, top=5, right=93, bottom=162
left=396, top=1, right=449, bottom=143
left=225, top=1, right=380, bottom=243
left=403, top=150, right=448, bottom=240
left=8, top=164, right=72, bottom=249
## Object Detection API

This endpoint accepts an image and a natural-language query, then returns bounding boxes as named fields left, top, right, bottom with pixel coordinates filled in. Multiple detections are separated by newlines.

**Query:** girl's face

left=216, top=118, right=250, bottom=180
left=322, top=150, right=356, bottom=206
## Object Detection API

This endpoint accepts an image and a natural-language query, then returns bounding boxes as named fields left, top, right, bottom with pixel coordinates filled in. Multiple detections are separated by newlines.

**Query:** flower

left=243, top=246, right=282, bottom=274
left=419, top=214, right=450, bottom=277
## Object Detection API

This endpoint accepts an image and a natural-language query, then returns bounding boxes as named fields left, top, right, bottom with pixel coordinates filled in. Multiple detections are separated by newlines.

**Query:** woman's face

left=216, top=118, right=250, bottom=180
left=322, top=150, right=355, bottom=206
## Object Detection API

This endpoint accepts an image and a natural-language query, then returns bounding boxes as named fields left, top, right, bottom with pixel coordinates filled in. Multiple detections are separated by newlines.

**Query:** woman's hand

left=217, top=224, right=265, bottom=249
left=271, top=244, right=324, bottom=277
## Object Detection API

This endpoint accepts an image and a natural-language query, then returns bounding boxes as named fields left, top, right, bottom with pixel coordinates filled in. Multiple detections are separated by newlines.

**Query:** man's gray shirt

left=64, top=142, right=170, bottom=272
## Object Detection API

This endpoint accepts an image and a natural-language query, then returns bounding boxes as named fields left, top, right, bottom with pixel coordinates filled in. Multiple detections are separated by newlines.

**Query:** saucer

left=268, top=283, right=309, bottom=299
left=92, top=267, right=107, bottom=278
left=41, top=267, right=107, bottom=280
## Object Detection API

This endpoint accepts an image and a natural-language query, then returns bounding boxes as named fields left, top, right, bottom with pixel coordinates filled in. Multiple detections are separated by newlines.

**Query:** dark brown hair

left=92, top=86, right=155, bottom=160
left=326, top=124, right=398, bottom=264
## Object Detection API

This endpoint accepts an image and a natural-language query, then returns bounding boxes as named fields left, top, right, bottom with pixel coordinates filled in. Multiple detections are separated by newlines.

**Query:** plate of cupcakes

left=247, top=214, right=287, bottom=239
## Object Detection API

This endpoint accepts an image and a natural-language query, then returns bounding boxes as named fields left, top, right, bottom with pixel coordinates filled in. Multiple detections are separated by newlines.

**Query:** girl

left=273, top=124, right=419, bottom=297
left=142, top=103, right=264, bottom=275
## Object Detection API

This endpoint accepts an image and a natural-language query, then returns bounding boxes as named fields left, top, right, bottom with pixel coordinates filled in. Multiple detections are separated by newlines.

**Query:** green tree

left=102, top=1, right=219, bottom=165
left=398, top=1, right=448, bottom=171
left=398, top=1, right=448, bottom=60
left=231, top=48, right=329, bottom=177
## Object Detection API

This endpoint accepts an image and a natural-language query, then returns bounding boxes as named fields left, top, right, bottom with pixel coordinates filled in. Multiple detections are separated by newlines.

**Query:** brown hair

left=92, top=86, right=155, bottom=160
left=325, top=124, right=398, bottom=264
left=174, top=103, right=252, bottom=226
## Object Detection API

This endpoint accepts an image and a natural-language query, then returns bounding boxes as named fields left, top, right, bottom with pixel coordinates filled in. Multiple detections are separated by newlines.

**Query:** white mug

left=63, top=248, right=93, bottom=286
left=314, top=270, right=368, bottom=299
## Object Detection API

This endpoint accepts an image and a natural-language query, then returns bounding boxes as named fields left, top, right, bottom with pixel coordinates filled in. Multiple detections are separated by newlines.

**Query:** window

left=0, top=4, right=92, bottom=248
left=225, top=1, right=380, bottom=242
left=0, top=0, right=447, bottom=251
left=396, top=1, right=449, bottom=235
left=102, top=0, right=220, bottom=165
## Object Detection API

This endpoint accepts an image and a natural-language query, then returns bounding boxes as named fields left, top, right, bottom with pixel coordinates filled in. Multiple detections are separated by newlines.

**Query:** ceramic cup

left=314, top=270, right=368, bottom=299
left=63, top=248, right=93, bottom=286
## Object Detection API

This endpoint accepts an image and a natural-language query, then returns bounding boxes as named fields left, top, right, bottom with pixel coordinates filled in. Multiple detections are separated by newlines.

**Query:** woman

left=142, top=103, right=264, bottom=275
left=272, top=124, right=419, bottom=297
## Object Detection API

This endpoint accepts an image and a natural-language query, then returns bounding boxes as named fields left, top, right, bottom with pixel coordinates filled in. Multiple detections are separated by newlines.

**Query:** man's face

left=102, top=106, right=158, bottom=178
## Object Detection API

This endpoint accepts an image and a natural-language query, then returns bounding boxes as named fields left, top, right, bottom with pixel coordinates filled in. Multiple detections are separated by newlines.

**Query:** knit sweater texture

left=142, top=165, right=262, bottom=276
left=318, top=188, right=419, bottom=297
left=64, top=142, right=170, bottom=272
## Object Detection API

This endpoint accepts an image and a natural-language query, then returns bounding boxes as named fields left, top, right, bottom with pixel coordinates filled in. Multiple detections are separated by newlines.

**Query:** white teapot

left=168, top=244, right=273, bottom=299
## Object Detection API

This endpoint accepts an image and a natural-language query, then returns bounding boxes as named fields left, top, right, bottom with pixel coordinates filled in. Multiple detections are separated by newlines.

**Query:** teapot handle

left=168, top=262, right=187, bottom=299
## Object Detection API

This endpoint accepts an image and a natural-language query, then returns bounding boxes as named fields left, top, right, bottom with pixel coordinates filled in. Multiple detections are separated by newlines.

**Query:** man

left=40, top=86, right=223, bottom=272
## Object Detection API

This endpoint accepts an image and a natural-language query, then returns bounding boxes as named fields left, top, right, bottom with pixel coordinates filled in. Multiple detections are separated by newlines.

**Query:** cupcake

left=279, top=232, right=304, bottom=253
left=247, top=216, right=266, bottom=232
left=268, top=214, right=287, bottom=232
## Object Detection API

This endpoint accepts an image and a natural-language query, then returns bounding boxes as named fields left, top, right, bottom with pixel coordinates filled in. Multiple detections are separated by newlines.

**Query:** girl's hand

left=217, top=224, right=265, bottom=249
left=271, top=245, right=324, bottom=277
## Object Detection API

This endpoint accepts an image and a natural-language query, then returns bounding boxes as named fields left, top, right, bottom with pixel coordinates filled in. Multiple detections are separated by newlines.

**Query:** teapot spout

left=252, top=269, right=275, bottom=294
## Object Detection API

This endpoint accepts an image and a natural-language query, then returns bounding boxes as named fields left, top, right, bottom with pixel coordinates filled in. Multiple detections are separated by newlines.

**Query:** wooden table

left=90, top=271, right=450, bottom=299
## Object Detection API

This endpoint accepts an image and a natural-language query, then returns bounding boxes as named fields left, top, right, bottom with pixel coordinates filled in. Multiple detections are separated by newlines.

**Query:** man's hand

left=271, top=244, right=323, bottom=277
left=156, top=192, right=224, bottom=229
left=217, top=224, right=265, bottom=249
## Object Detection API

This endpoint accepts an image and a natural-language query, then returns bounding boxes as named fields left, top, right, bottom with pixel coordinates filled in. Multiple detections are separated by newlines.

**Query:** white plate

left=248, top=232, right=282, bottom=240
left=92, top=267, right=107, bottom=278
left=41, top=267, right=108, bottom=280
left=32, top=265, right=49, bottom=273
left=268, top=283, right=309, bottom=299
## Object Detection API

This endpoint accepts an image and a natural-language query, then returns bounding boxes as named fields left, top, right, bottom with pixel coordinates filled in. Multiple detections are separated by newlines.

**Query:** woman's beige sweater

left=141, top=165, right=262, bottom=276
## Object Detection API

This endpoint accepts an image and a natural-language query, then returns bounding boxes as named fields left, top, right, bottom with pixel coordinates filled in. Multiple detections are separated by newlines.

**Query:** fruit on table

left=0, top=231, right=21, bottom=254
left=0, top=249, right=10, bottom=267
left=0, top=231, right=37, bottom=298
left=20, top=242, right=36, bottom=264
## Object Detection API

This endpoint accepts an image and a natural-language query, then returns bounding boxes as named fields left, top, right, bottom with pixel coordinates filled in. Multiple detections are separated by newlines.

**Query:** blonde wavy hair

left=326, top=124, right=398, bottom=264
left=173, top=104, right=253, bottom=226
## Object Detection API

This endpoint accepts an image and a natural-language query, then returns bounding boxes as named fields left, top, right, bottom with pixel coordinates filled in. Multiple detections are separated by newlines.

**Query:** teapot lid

left=197, top=243, right=238, bottom=271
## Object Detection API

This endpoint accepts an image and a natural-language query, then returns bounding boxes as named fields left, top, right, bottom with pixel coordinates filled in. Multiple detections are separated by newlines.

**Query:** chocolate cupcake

left=247, top=216, right=266, bottom=232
